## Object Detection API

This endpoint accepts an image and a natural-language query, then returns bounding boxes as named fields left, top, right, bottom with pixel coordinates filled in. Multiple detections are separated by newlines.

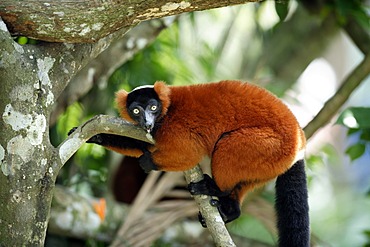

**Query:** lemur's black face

left=126, top=87, right=162, bottom=133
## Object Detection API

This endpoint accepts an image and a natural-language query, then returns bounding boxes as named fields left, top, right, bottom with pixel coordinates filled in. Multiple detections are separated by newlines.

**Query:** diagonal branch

left=57, top=115, right=235, bottom=246
left=56, top=115, right=154, bottom=166
left=304, top=52, right=370, bottom=139
left=184, top=166, right=237, bottom=247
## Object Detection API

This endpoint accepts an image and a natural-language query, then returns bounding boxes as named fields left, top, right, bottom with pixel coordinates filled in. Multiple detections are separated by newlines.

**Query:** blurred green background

left=45, top=1, right=370, bottom=246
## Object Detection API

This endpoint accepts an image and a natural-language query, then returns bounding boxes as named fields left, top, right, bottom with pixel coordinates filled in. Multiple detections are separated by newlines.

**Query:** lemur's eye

left=150, top=105, right=157, bottom=111
left=132, top=108, right=140, bottom=115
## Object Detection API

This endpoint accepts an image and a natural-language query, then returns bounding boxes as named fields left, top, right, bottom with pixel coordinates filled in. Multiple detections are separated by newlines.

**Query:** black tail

left=275, top=159, right=310, bottom=247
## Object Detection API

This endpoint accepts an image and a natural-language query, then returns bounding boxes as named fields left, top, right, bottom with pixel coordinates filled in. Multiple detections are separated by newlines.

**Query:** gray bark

left=0, top=0, right=258, bottom=43
left=184, top=167, right=236, bottom=247
left=0, top=17, right=139, bottom=245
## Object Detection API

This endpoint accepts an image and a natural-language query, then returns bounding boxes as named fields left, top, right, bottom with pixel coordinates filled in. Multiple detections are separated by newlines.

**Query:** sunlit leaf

left=345, top=143, right=366, bottom=161
left=17, top=36, right=28, bottom=45
left=336, top=107, right=370, bottom=129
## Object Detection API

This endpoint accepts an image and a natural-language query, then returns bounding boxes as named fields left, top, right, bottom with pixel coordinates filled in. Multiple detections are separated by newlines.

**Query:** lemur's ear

left=154, top=81, right=171, bottom=116
left=115, top=90, right=135, bottom=123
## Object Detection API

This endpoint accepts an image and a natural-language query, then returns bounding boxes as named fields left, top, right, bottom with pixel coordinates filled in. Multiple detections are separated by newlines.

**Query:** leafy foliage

left=110, top=22, right=192, bottom=88
left=229, top=214, right=275, bottom=245
left=336, top=107, right=370, bottom=161
left=306, top=144, right=339, bottom=167
left=330, top=0, right=369, bottom=28
left=364, top=230, right=370, bottom=247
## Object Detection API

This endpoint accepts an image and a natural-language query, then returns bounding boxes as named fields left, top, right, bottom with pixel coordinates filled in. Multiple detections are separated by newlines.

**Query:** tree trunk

left=0, top=30, right=57, bottom=244
left=0, top=17, right=131, bottom=245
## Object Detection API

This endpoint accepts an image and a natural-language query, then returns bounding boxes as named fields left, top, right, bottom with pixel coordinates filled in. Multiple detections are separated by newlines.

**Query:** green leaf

left=347, top=128, right=361, bottom=136
left=336, top=107, right=370, bottom=129
left=275, top=1, right=289, bottom=21
left=333, top=0, right=370, bottom=29
left=306, top=154, right=324, bottom=167
left=229, top=215, right=275, bottom=245
left=345, top=143, right=366, bottom=161
left=360, top=129, right=370, bottom=141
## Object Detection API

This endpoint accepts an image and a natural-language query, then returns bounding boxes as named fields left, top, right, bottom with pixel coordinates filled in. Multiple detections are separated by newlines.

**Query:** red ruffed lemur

left=72, top=80, right=309, bottom=246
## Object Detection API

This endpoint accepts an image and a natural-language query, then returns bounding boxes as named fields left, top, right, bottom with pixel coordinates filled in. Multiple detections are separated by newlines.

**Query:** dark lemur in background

left=71, top=80, right=309, bottom=246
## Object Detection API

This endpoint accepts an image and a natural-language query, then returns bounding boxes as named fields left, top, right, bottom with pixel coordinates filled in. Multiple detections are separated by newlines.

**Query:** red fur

left=154, top=81, right=171, bottom=117
left=115, top=90, right=135, bottom=123
left=117, top=80, right=305, bottom=202
left=107, top=145, right=143, bottom=158
left=113, top=156, right=147, bottom=204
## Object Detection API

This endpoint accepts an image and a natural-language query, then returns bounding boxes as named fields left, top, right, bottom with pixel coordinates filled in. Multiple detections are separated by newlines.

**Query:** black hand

left=67, top=127, right=78, bottom=136
left=138, top=149, right=158, bottom=173
left=86, top=134, right=104, bottom=144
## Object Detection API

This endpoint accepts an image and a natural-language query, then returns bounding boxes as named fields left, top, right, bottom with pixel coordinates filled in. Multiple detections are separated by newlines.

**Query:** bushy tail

left=275, top=159, right=310, bottom=247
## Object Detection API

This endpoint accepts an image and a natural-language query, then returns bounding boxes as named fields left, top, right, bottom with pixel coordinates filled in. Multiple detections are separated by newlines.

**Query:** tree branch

left=0, top=17, right=134, bottom=116
left=304, top=52, right=370, bottom=139
left=56, top=115, right=154, bottom=166
left=0, top=0, right=259, bottom=43
left=57, top=114, right=236, bottom=246
left=183, top=166, right=237, bottom=247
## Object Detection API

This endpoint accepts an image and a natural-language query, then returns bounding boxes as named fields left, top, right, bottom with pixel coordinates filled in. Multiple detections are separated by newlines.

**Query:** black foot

left=188, top=174, right=227, bottom=197
left=197, top=199, right=221, bottom=228
left=198, top=212, right=207, bottom=228
left=196, top=196, right=241, bottom=227
left=217, top=196, right=241, bottom=223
